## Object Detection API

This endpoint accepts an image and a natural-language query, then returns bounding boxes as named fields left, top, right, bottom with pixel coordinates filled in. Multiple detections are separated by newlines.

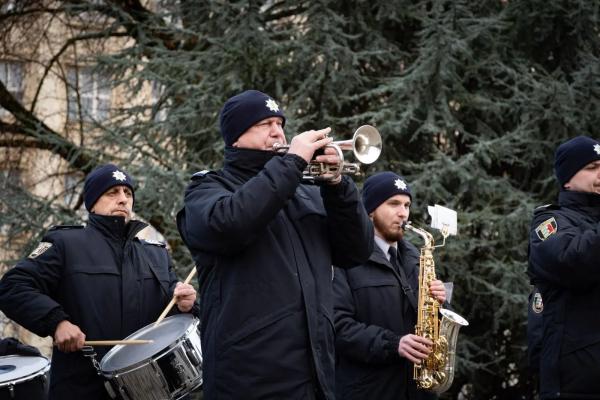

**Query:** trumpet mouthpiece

left=272, top=142, right=287, bottom=153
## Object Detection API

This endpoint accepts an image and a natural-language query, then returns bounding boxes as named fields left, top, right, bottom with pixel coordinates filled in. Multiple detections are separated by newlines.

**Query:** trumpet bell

left=334, top=125, right=382, bottom=165
left=352, top=125, right=382, bottom=165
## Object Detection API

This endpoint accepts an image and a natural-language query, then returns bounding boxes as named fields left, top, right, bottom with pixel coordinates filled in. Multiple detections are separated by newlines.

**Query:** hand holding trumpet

left=287, top=127, right=343, bottom=184
left=274, top=125, right=381, bottom=183
left=287, top=127, right=332, bottom=162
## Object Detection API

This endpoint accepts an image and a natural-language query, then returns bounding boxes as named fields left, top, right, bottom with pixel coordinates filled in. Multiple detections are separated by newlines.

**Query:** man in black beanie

left=333, top=171, right=446, bottom=400
left=528, top=135, right=600, bottom=399
left=177, top=89, right=373, bottom=399
left=0, top=164, right=197, bottom=400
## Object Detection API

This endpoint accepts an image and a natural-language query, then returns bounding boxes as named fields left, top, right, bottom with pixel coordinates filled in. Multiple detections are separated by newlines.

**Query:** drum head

left=0, top=355, right=49, bottom=386
left=101, top=314, right=196, bottom=373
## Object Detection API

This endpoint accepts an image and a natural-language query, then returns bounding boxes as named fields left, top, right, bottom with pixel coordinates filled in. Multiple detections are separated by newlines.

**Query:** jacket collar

left=223, top=146, right=281, bottom=181
left=370, top=239, right=398, bottom=274
left=558, top=190, right=600, bottom=218
left=87, top=213, right=147, bottom=241
left=369, top=238, right=419, bottom=279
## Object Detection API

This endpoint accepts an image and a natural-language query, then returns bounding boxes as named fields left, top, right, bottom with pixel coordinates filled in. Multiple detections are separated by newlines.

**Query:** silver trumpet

left=273, top=125, right=382, bottom=182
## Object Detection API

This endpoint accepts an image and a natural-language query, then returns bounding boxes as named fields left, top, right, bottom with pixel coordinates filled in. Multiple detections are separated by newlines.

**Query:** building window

left=64, top=173, right=80, bottom=207
left=67, top=67, right=111, bottom=122
left=0, top=168, right=22, bottom=236
left=151, top=81, right=169, bottom=122
left=79, top=0, right=108, bottom=22
left=0, top=168, right=21, bottom=195
left=1, top=1, right=17, bottom=12
left=0, top=61, right=24, bottom=117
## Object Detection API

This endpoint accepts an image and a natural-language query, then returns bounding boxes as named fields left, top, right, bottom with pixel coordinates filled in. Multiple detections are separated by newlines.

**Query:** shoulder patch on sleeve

left=534, top=204, right=560, bottom=213
left=532, top=291, right=544, bottom=314
left=141, top=239, right=166, bottom=248
left=535, top=217, right=558, bottom=241
left=28, top=242, right=53, bottom=259
left=49, top=225, right=84, bottom=231
left=191, top=170, right=213, bottom=181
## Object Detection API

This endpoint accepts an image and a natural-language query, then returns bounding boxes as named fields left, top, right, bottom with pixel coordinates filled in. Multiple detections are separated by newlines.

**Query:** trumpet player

left=177, top=89, right=373, bottom=400
left=333, top=171, right=446, bottom=400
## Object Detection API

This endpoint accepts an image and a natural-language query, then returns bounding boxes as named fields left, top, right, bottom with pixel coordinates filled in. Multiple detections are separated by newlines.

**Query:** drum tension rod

left=82, top=345, right=102, bottom=375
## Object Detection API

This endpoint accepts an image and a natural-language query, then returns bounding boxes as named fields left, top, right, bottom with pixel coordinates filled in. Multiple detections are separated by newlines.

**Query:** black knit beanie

left=84, top=164, right=135, bottom=211
left=554, top=135, right=600, bottom=187
left=362, top=171, right=412, bottom=214
left=219, top=90, right=286, bottom=146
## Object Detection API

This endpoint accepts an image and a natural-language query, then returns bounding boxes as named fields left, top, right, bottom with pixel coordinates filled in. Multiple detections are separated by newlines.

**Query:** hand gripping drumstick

left=154, top=267, right=197, bottom=326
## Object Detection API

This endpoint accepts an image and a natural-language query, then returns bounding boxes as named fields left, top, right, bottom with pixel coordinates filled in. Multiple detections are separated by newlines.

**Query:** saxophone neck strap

left=397, top=261, right=417, bottom=311
left=388, top=245, right=418, bottom=311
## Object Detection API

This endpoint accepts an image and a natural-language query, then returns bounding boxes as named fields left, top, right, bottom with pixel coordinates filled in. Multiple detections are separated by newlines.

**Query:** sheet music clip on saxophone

left=427, top=204, right=457, bottom=248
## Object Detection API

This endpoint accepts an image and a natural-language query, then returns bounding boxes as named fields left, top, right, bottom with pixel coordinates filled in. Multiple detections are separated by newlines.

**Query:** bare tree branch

left=31, top=30, right=130, bottom=111
left=0, top=79, right=95, bottom=173
left=0, top=6, right=63, bottom=23
left=69, top=0, right=199, bottom=51
left=0, top=121, right=26, bottom=135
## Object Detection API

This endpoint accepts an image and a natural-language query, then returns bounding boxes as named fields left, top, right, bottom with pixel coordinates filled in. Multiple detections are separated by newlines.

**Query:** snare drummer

left=0, top=164, right=196, bottom=400
left=177, top=90, right=373, bottom=399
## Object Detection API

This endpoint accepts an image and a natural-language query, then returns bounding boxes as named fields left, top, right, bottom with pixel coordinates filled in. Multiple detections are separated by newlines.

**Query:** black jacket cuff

left=382, top=331, right=401, bottom=361
left=43, top=307, right=70, bottom=338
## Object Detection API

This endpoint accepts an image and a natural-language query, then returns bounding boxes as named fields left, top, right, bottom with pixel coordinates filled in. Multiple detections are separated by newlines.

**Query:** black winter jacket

left=528, top=190, right=600, bottom=399
left=177, top=147, right=373, bottom=400
left=0, top=214, right=180, bottom=400
left=333, top=239, right=436, bottom=400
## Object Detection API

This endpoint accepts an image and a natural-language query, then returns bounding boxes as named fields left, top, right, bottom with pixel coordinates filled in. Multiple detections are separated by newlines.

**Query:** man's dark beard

left=372, top=214, right=404, bottom=243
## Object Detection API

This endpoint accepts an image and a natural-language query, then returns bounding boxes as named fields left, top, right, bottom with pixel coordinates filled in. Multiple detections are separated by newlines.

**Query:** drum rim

left=0, top=355, right=50, bottom=388
left=100, top=315, right=200, bottom=375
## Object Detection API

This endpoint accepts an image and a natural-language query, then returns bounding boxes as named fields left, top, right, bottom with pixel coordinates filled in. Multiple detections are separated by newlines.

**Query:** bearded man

left=333, top=171, right=446, bottom=400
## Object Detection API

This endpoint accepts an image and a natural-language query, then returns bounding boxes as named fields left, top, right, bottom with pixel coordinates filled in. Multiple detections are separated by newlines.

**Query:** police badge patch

left=535, top=217, right=558, bottom=241
left=28, top=242, right=52, bottom=259
left=532, top=292, right=544, bottom=313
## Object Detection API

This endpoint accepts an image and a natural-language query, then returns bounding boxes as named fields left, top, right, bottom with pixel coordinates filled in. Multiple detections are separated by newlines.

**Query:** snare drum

left=0, top=355, right=50, bottom=400
left=100, top=314, right=202, bottom=400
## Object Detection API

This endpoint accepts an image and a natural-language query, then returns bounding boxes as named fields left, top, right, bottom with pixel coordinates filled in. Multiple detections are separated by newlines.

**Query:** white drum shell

left=100, top=314, right=202, bottom=400
left=0, top=355, right=50, bottom=400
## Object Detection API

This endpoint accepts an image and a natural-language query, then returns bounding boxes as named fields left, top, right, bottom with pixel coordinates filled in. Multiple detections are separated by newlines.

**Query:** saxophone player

left=528, top=136, right=600, bottom=399
left=333, top=171, right=446, bottom=400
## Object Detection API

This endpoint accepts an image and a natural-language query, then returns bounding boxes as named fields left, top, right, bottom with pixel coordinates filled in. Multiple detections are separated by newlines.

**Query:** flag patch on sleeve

left=535, top=217, right=557, bottom=241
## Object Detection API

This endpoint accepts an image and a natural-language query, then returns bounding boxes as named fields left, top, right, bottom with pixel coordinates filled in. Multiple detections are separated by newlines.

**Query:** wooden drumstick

left=154, top=267, right=197, bottom=326
left=83, top=339, right=153, bottom=346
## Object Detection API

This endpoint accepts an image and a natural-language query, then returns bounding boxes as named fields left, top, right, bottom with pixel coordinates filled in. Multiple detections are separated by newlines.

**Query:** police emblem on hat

left=394, top=178, right=407, bottom=190
left=535, top=217, right=557, bottom=241
left=532, top=292, right=543, bottom=314
left=265, top=99, right=279, bottom=112
left=112, top=170, right=127, bottom=181
left=28, top=242, right=52, bottom=259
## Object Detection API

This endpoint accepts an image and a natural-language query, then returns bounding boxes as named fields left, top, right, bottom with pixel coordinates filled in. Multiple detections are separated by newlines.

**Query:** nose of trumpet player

left=232, top=116, right=286, bottom=151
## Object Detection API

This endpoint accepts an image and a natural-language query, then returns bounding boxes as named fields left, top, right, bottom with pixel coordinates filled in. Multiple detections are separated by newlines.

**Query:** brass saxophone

left=403, top=222, right=469, bottom=394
